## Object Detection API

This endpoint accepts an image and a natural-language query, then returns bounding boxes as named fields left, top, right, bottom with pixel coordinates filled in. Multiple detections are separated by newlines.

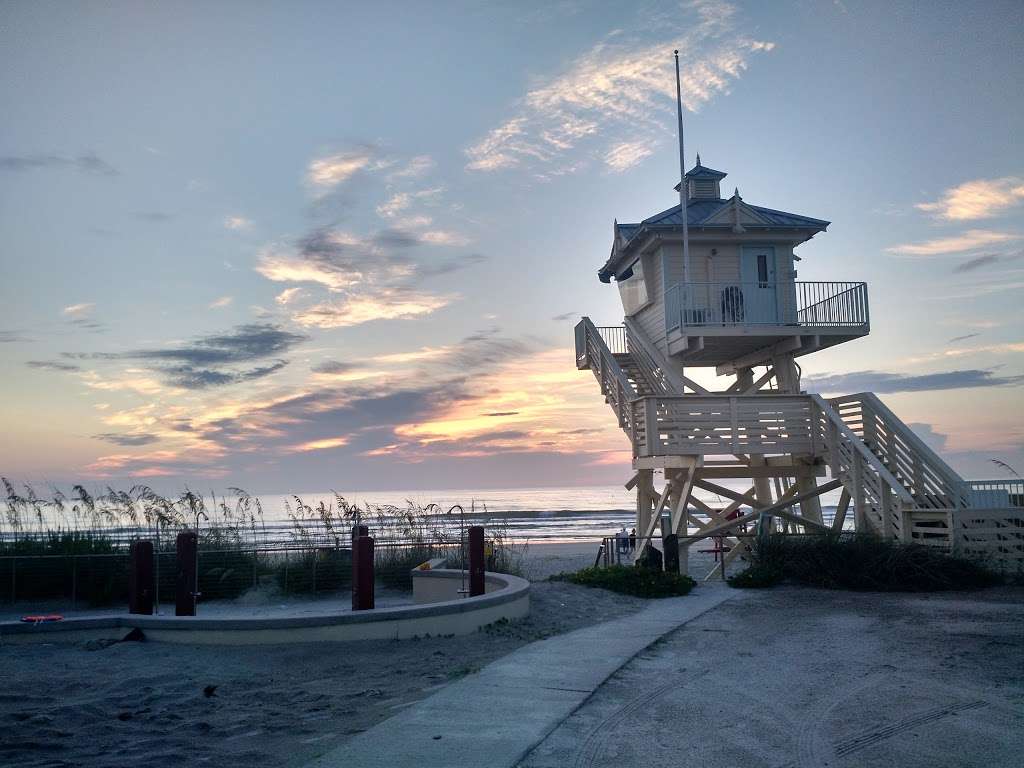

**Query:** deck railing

left=665, top=281, right=868, bottom=331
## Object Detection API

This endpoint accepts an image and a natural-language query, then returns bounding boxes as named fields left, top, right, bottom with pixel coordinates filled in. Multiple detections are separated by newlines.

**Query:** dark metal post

left=353, top=536, right=374, bottom=610
left=468, top=526, right=485, bottom=597
left=663, top=533, right=679, bottom=573
left=351, top=525, right=368, bottom=610
left=129, top=540, right=154, bottom=615
left=175, top=531, right=198, bottom=616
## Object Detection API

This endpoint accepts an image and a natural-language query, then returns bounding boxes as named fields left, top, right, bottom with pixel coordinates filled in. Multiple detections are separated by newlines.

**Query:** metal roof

left=684, top=163, right=727, bottom=179
left=600, top=197, right=831, bottom=282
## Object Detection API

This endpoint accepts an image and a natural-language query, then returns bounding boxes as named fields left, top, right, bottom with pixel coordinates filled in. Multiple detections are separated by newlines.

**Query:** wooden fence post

left=351, top=525, right=368, bottom=610
left=175, top=531, right=198, bottom=617
left=468, top=526, right=485, bottom=597
left=129, top=540, right=154, bottom=615
left=353, top=536, right=374, bottom=611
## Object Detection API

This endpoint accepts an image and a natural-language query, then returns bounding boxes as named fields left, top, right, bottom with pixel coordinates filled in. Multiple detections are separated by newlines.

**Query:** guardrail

left=665, top=281, right=868, bottom=330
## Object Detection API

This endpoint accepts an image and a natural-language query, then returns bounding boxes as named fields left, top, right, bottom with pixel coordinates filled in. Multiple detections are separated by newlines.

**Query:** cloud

left=387, top=155, right=435, bottom=180
left=947, top=333, right=980, bottom=344
left=375, top=187, right=444, bottom=219
left=916, top=177, right=1024, bottom=220
left=63, top=303, right=95, bottom=317
left=420, top=230, right=471, bottom=246
left=293, top=292, right=453, bottom=328
left=26, top=360, right=81, bottom=372
left=465, top=1, right=774, bottom=175
left=604, top=141, right=655, bottom=171
left=256, top=225, right=478, bottom=327
left=886, top=229, right=1019, bottom=256
left=61, top=302, right=105, bottom=332
left=804, top=368, right=1024, bottom=394
left=306, top=147, right=390, bottom=192
left=551, top=311, right=579, bottom=322
left=93, top=432, right=161, bottom=447
left=275, top=287, right=304, bottom=305
left=0, top=331, right=30, bottom=343
left=953, top=254, right=1000, bottom=272
left=66, top=323, right=307, bottom=389
left=289, top=436, right=350, bottom=453
left=209, top=296, right=234, bottom=309
left=0, top=151, right=118, bottom=176
left=224, top=216, right=252, bottom=230
left=311, top=360, right=356, bottom=375
left=907, top=423, right=949, bottom=454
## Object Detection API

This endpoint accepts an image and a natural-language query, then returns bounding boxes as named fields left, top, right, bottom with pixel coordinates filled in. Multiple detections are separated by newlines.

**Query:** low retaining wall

left=0, top=570, right=529, bottom=646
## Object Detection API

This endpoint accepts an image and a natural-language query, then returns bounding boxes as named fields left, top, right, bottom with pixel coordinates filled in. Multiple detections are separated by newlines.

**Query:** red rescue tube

left=20, top=614, right=64, bottom=623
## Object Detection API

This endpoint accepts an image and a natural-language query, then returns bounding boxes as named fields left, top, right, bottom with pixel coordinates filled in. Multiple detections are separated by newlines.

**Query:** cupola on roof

left=673, top=154, right=727, bottom=200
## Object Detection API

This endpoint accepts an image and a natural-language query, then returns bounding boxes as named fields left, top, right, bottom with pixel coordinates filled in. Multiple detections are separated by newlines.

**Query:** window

left=617, top=258, right=649, bottom=315
left=757, top=253, right=770, bottom=287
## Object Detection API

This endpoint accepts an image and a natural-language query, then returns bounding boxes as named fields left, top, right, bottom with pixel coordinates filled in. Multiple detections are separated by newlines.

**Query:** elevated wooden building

left=575, top=156, right=1022, bottom=577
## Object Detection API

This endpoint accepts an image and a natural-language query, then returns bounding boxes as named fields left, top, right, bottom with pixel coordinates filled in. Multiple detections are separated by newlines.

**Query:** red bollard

left=128, top=540, right=154, bottom=615
left=351, top=525, right=369, bottom=610
left=468, top=526, right=485, bottom=597
left=175, top=531, right=198, bottom=616
left=353, top=536, right=374, bottom=610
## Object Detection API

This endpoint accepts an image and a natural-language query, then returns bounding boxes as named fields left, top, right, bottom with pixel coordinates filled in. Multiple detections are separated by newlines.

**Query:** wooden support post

left=796, top=466, right=823, bottom=524
left=175, top=531, right=198, bottom=617
left=663, top=534, right=679, bottom=573
left=353, top=536, right=375, bottom=610
left=635, top=469, right=656, bottom=555
left=468, top=526, right=485, bottom=597
left=831, top=489, right=851, bottom=533
left=750, top=455, right=774, bottom=515
left=129, top=540, right=154, bottom=616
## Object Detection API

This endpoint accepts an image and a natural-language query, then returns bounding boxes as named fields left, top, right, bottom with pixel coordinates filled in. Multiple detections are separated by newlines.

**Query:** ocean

left=255, top=484, right=845, bottom=543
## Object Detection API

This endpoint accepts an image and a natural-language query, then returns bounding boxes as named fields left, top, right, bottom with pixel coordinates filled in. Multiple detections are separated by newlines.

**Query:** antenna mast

left=674, top=50, right=690, bottom=284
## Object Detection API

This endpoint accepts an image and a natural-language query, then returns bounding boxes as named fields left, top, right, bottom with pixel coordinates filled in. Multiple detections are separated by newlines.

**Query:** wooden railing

left=575, top=318, right=640, bottom=450
left=811, top=394, right=915, bottom=539
left=622, top=318, right=685, bottom=396
left=632, top=394, right=817, bottom=457
left=829, top=393, right=970, bottom=509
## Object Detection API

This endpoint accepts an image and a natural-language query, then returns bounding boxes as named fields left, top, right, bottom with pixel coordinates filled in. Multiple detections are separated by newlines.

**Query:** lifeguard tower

left=575, top=58, right=1022, bottom=576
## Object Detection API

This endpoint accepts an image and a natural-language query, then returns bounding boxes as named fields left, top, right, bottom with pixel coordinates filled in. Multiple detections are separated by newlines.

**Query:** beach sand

left=0, top=555, right=648, bottom=768
left=0, top=542, right=736, bottom=767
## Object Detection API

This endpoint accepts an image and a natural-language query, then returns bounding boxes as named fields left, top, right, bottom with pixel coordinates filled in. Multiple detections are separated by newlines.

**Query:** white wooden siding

left=631, top=251, right=666, bottom=354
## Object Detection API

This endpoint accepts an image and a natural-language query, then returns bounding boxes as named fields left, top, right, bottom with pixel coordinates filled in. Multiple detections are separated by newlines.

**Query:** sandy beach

left=0, top=546, right=648, bottom=768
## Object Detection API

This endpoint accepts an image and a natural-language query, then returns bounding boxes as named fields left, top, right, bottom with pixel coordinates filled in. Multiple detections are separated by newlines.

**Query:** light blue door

left=740, top=246, right=778, bottom=324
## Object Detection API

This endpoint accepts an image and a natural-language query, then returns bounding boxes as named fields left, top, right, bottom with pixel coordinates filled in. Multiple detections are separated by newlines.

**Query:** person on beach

left=629, top=528, right=637, bottom=551
left=616, top=526, right=628, bottom=554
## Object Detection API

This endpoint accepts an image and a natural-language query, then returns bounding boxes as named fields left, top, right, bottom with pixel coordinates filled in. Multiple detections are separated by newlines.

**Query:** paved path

left=305, top=584, right=738, bottom=768
left=520, top=586, right=1024, bottom=768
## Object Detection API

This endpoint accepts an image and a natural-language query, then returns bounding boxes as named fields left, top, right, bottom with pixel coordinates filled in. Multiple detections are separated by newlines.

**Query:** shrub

left=552, top=565, right=696, bottom=598
left=728, top=533, right=1001, bottom=592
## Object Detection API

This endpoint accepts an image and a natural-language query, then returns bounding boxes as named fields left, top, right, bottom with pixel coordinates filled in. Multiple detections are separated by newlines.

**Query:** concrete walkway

left=305, top=584, right=738, bottom=768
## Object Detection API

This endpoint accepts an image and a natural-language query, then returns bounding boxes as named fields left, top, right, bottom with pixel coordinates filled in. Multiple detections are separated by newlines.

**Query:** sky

left=1, top=0, right=1022, bottom=494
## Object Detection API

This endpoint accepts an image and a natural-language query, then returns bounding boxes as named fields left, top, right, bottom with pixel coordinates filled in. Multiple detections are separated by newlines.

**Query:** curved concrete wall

left=0, top=570, right=530, bottom=646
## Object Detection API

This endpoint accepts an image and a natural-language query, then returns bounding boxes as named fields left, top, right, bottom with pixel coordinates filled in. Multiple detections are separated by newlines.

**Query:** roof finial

left=696, top=152, right=701, bottom=167
left=734, top=186, right=740, bottom=199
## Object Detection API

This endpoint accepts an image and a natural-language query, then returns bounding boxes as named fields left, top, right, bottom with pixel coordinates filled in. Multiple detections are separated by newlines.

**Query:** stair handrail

left=830, top=392, right=970, bottom=507
left=622, top=317, right=686, bottom=395
left=810, top=394, right=915, bottom=505
left=575, top=318, right=641, bottom=451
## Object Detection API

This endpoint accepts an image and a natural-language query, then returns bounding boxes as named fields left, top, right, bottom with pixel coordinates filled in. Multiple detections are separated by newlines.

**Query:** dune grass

left=728, top=533, right=1001, bottom=592
left=552, top=564, right=696, bottom=598
left=1, top=479, right=525, bottom=605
